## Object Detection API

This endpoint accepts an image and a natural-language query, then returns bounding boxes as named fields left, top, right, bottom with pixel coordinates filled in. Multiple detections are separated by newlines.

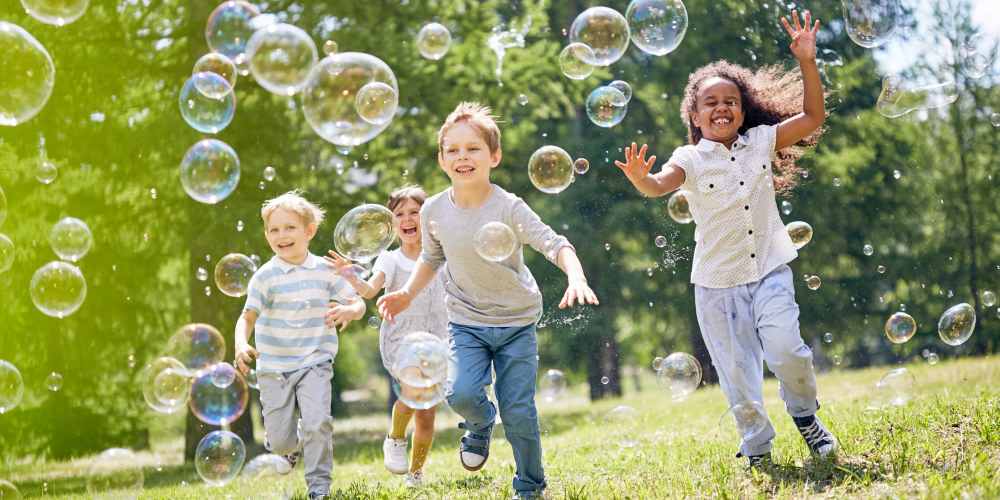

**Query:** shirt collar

left=272, top=252, right=322, bottom=273
left=695, top=131, right=751, bottom=152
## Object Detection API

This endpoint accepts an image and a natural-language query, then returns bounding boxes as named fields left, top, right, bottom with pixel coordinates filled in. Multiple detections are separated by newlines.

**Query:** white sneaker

left=383, top=436, right=409, bottom=475
left=404, top=470, right=423, bottom=488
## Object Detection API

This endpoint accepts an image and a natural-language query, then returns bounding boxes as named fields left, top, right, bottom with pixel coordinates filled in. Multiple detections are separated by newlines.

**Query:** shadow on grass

left=754, top=455, right=888, bottom=494
left=328, top=472, right=500, bottom=500
left=12, top=464, right=200, bottom=498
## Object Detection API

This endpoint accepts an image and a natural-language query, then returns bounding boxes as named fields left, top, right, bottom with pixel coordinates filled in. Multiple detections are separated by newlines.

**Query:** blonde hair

left=387, top=185, right=427, bottom=212
left=261, top=190, right=325, bottom=227
left=437, top=102, right=502, bottom=154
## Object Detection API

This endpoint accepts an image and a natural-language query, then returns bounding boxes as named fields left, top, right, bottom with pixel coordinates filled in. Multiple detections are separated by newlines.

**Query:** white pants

left=695, top=264, right=819, bottom=456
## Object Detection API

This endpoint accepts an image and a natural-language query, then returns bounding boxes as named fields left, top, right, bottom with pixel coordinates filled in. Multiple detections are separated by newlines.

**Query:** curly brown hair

left=679, top=60, right=825, bottom=193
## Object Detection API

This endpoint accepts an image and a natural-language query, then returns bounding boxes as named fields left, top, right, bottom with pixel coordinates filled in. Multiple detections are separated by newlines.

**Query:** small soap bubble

left=196, top=267, right=208, bottom=281
left=608, top=80, right=632, bottom=103
left=50, top=217, right=92, bottom=262
left=875, top=367, right=913, bottom=407
left=667, top=190, right=693, bottom=224
left=877, top=265, right=886, bottom=274
left=180, top=139, right=240, bottom=204
left=0, top=360, right=25, bottom=413
left=981, top=290, right=996, bottom=307
left=391, top=332, right=454, bottom=410
left=805, top=275, right=821, bottom=290
left=528, top=145, right=575, bottom=194
left=355, top=81, right=398, bottom=125
left=36, top=159, right=58, bottom=184
left=884, top=311, right=916, bottom=344
left=214, top=253, right=256, bottom=298
left=368, top=316, right=381, bottom=329
left=178, top=72, right=235, bottom=134
left=263, top=166, right=276, bottom=181
left=416, top=22, right=452, bottom=60
left=205, top=1, right=259, bottom=64
left=518, top=94, right=529, bottom=106
left=322, top=40, right=338, bottom=55
left=600, top=376, right=610, bottom=385
left=926, top=352, right=939, bottom=365
left=45, top=371, right=63, bottom=392
left=539, top=369, right=567, bottom=402
left=893, top=169, right=902, bottom=180
left=141, top=357, right=191, bottom=413
left=604, top=242, right=611, bottom=251
left=204, top=286, right=212, bottom=296
left=235, top=220, right=244, bottom=232
left=654, top=235, right=667, bottom=248
left=991, top=112, right=1000, bottom=127
left=823, top=332, right=833, bottom=343
left=473, top=222, right=517, bottom=262
left=210, top=362, right=237, bottom=389
left=586, top=85, right=628, bottom=128
left=937, top=303, right=975, bottom=346
left=863, top=243, right=874, bottom=256
left=559, top=43, right=596, bottom=80
left=573, top=157, right=590, bottom=175
left=656, top=352, right=701, bottom=401
left=651, top=356, right=664, bottom=371
left=30, top=261, right=87, bottom=318
left=781, top=200, right=792, bottom=215
left=192, top=53, right=237, bottom=95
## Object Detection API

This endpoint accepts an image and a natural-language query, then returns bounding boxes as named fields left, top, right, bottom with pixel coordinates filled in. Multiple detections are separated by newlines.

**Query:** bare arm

left=234, top=309, right=258, bottom=374
left=324, top=250, right=386, bottom=299
left=614, top=143, right=686, bottom=197
left=376, top=258, right=438, bottom=322
left=555, top=247, right=600, bottom=308
left=776, top=10, right=825, bottom=151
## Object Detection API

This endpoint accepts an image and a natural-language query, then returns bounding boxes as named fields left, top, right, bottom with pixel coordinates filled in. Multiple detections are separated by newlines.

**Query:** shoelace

left=797, top=420, right=832, bottom=450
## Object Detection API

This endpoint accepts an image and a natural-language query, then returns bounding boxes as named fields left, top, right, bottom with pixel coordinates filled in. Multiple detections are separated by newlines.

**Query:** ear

left=305, top=222, right=318, bottom=239
left=490, top=148, right=502, bottom=168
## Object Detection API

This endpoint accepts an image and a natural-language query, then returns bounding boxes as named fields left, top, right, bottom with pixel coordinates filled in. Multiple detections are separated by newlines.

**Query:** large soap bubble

left=0, top=360, right=24, bottom=414
left=937, top=303, right=975, bottom=346
left=246, top=23, right=318, bottom=96
left=392, top=332, right=455, bottom=410
left=0, top=234, right=14, bottom=273
left=333, top=204, right=394, bottom=263
left=473, top=222, right=518, bottom=262
left=166, top=323, right=226, bottom=372
left=0, top=185, right=6, bottom=228
left=180, top=139, right=241, bottom=204
left=141, top=357, right=192, bottom=414
left=416, top=22, right=452, bottom=60
left=49, top=216, right=92, bottom=262
left=586, top=85, right=628, bottom=128
left=193, top=52, right=238, bottom=95
left=85, top=448, right=144, bottom=497
left=656, top=352, right=701, bottom=401
left=876, top=75, right=958, bottom=118
left=786, top=221, right=813, bottom=249
left=214, top=253, right=256, bottom=297
left=209, top=362, right=237, bottom=388
left=205, top=1, right=260, bottom=65
left=21, top=0, right=89, bottom=26
left=195, top=430, right=247, bottom=486
left=626, top=0, right=688, bottom=56
left=718, top=400, right=769, bottom=442
left=0, top=22, right=55, bottom=126
left=190, top=367, right=249, bottom=425
left=301, top=52, right=399, bottom=146
left=355, top=81, right=398, bottom=125
left=539, top=368, right=567, bottom=402
left=179, top=72, right=235, bottom=134
left=569, top=7, right=630, bottom=67
left=884, top=311, right=916, bottom=344
left=528, top=145, right=574, bottom=194
left=0, top=479, right=19, bottom=498
left=841, top=0, right=901, bottom=49
left=667, top=189, right=693, bottom=224
left=874, top=367, right=913, bottom=407
left=30, top=261, right=87, bottom=318
left=558, top=43, right=596, bottom=80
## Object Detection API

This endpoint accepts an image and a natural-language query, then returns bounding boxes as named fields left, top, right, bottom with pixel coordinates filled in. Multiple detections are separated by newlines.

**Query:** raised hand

left=376, top=289, right=412, bottom=323
left=324, top=250, right=357, bottom=278
left=781, top=9, right=819, bottom=62
left=613, top=143, right=657, bottom=184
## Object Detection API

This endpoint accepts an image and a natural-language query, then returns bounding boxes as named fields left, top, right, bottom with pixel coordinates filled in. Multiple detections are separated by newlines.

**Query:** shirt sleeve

left=371, top=250, right=393, bottom=291
left=665, top=146, right=694, bottom=191
left=511, top=196, right=574, bottom=265
left=329, top=274, right=360, bottom=304
left=418, top=204, right=445, bottom=270
left=243, top=270, right=267, bottom=314
left=751, top=124, right=778, bottom=155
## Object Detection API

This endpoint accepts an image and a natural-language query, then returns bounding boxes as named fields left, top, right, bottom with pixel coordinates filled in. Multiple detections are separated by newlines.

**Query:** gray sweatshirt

left=419, top=184, right=573, bottom=327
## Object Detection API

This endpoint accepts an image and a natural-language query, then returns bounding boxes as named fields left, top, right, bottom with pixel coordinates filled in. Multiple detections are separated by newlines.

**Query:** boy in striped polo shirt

left=234, top=191, right=366, bottom=500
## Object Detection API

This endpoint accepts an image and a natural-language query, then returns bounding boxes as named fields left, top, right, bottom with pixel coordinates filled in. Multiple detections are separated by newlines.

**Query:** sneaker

left=383, top=436, right=409, bottom=475
left=277, top=451, right=300, bottom=474
left=404, top=470, right=423, bottom=488
left=307, top=493, right=330, bottom=500
left=736, top=451, right=772, bottom=469
left=458, top=422, right=491, bottom=471
left=793, top=415, right=838, bottom=458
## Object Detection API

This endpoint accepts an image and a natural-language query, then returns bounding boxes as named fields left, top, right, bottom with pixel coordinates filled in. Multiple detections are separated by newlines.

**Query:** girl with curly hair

left=614, top=10, right=836, bottom=468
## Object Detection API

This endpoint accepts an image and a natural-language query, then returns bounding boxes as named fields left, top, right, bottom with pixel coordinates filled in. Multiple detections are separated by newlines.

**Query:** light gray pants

left=258, top=362, right=334, bottom=496
left=695, top=264, right=819, bottom=456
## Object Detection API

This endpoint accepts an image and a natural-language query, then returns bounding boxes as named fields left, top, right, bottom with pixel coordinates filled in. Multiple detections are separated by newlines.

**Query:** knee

left=446, top=383, right=482, bottom=412
left=414, top=409, right=435, bottom=431
left=768, top=341, right=813, bottom=370
left=498, top=403, right=537, bottom=435
left=299, top=415, right=334, bottom=442
left=265, top=427, right=298, bottom=455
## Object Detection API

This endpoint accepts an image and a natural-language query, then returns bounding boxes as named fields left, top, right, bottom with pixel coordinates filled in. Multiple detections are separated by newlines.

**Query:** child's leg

left=493, top=324, right=545, bottom=495
left=410, top=407, right=437, bottom=472
left=257, top=372, right=299, bottom=455
left=446, top=323, right=497, bottom=433
left=750, top=265, right=819, bottom=417
left=295, top=362, right=334, bottom=497
left=695, top=284, right=776, bottom=457
left=390, top=399, right=415, bottom=439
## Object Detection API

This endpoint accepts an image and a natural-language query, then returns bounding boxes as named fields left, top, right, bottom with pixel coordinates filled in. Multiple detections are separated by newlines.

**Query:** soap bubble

left=0, top=185, right=6, bottom=228
left=883, top=311, right=916, bottom=344
left=0, top=360, right=24, bottom=414
left=179, top=72, right=235, bottom=134
left=85, top=448, right=144, bottom=497
left=367, top=316, right=381, bottom=329
left=539, top=369, right=567, bottom=402
left=30, top=261, right=87, bottom=318
left=245, top=369, right=258, bottom=390
left=981, top=290, right=996, bottom=308
left=654, top=235, right=668, bottom=248
left=190, top=367, right=249, bottom=426
left=0, top=480, right=19, bottom=498
left=586, top=85, right=628, bottom=128
left=781, top=200, right=792, bottom=215
left=214, top=253, right=256, bottom=297
left=49, top=217, right=92, bottom=262
left=0, top=22, right=55, bottom=126
left=333, top=204, right=394, bottom=263
left=210, top=363, right=237, bottom=388
left=141, top=357, right=191, bottom=414
left=842, top=0, right=902, bottom=48
left=651, top=356, right=664, bottom=371
left=473, top=222, right=518, bottom=262
left=601, top=376, right=610, bottom=385
left=205, top=1, right=260, bottom=64
left=35, top=159, right=57, bottom=184
left=937, top=303, right=975, bottom=346
left=195, top=430, right=246, bottom=487
left=626, top=0, right=688, bottom=56
left=246, top=23, right=318, bottom=96
left=242, top=453, right=288, bottom=478
left=180, top=139, right=241, bottom=204
left=876, top=75, right=958, bottom=118
left=608, top=80, right=633, bottom=103
left=573, top=157, right=590, bottom=175
left=392, top=332, right=454, bottom=410
left=166, top=323, right=226, bottom=372
left=193, top=53, right=238, bottom=96
left=926, top=352, right=939, bottom=365
left=823, top=332, right=834, bottom=343
left=20, top=0, right=88, bottom=25
left=786, top=221, right=813, bottom=249
left=558, top=43, right=596, bottom=80
left=992, top=112, right=1000, bottom=127
left=0, top=234, right=14, bottom=273
left=718, top=400, right=768, bottom=442
left=416, top=22, right=452, bottom=60
left=569, top=7, right=630, bottom=66
left=322, top=40, right=338, bottom=55
left=355, top=81, right=398, bottom=125
left=667, top=189, right=693, bottom=224
left=45, top=371, right=62, bottom=392
left=805, top=275, right=821, bottom=290
left=302, top=52, right=399, bottom=146
left=656, top=352, right=701, bottom=401
left=528, top=145, right=575, bottom=194
left=863, top=243, right=874, bottom=256
left=875, top=367, right=913, bottom=407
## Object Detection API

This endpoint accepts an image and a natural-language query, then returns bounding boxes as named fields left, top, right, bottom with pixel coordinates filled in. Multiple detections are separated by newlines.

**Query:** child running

left=325, top=185, right=448, bottom=488
left=378, top=102, right=599, bottom=499
left=613, top=10, right=836, bottom=467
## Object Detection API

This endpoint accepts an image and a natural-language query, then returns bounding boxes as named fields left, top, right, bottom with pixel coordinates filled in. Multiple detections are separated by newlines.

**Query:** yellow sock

left=389, top=402, right=414, bottom=440
left=410, top=428, right=434, bottom=472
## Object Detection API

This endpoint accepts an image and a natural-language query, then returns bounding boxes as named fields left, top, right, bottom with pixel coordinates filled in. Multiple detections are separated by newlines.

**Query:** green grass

left=3, top=356, right=999, bottom=499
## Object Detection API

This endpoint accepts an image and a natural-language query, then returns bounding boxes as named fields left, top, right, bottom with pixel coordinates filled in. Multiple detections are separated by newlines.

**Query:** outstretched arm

left=555, top=247, right=599, bottom=309
left=614, top=143, right=685, bottom=197
left=776, top=9, right=825, bottom=151
left=376, top=259, right=437, bottom=322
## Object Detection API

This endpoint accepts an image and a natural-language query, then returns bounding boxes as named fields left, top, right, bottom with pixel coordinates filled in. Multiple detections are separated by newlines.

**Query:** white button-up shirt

left=666, top=124, right=797, bottom=289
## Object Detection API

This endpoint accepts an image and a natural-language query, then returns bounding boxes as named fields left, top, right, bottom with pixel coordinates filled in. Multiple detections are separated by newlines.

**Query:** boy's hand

left=234, top=345, right=258, bottom=375
left=781, top=9, right=819, bottom=62
left=558, top=279, right=600, bottom=309
left=377, top=289, right=412, bottom=323
left=614, top=143, right=657, bottom=184
left=326, top=301, right=360, bottom=330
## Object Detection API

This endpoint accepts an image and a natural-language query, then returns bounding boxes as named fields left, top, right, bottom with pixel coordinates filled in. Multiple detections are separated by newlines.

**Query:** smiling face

left=264, top=207, right=317, bottom=265
left=690, top=77, right=745, bottom=145
left=438, top=122, right=502, bottom=188
left=392, top=197, right=422, bottom=245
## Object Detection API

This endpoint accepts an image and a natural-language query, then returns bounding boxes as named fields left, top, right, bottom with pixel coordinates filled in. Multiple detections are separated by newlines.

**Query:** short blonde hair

left=261, top=190, right=325, bottom=227
left=437, top=102, right=501, bottom=154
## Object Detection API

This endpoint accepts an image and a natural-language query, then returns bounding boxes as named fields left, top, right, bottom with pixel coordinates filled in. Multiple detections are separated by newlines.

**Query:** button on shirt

left=666, top=124, right=797, bottom=289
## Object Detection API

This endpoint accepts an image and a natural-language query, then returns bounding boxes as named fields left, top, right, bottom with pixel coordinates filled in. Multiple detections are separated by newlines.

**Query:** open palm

left=781, top=9, right=820, bottom=61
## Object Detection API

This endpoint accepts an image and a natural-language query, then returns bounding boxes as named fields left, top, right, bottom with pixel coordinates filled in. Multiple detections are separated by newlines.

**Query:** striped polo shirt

left=244, top=253, right=358, bottom=373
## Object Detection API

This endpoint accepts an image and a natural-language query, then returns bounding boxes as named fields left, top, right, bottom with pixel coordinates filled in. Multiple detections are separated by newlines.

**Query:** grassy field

left=3, top=355, right=999, bottom=499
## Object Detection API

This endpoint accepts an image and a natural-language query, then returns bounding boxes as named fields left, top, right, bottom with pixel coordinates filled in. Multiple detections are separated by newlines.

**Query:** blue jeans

left=447, top=322, right=545, bottom=495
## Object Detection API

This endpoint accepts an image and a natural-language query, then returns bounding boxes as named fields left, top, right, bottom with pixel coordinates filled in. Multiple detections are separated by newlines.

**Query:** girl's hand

left=377, top=289, right=412, bottom=323
left=324, top=250, right=357, bottom=278
left=781, top=9, right=819, bottom=62
left=613, top=143, right=657, bottom=184
left=558, top=279, right=600, bottom=309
